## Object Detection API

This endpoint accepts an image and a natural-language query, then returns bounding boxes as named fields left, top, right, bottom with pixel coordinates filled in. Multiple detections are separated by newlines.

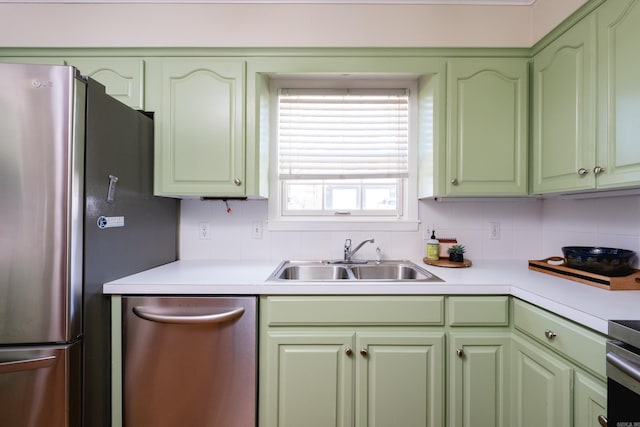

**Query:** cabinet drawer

left=513, top=298, right=606, bottom=378
left=263, top=296, right=444, bottom=326
left=448, top=296, right=509, bottom=326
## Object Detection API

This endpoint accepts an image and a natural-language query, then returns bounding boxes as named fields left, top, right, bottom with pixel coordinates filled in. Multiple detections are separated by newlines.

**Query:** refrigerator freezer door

left=82, top=79, right=178, bottom=427
left=0, top=342, right=81, bottom=427
left=0, top=63, right=84, bottom=344
left=123, top=296, right=257, bottom=427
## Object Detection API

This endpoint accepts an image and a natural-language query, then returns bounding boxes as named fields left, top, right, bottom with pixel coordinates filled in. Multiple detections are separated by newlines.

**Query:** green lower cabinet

left=448, top=333, right=511, bottom=427
left=574, top=372, right=607, bottom=427
left=511, top=336, right=573, bottom=427
left=262, top=332, right=354, bottom=427
left=260, top=329, right=445, bottom=427
left=355, top=332, right=445, bottom=427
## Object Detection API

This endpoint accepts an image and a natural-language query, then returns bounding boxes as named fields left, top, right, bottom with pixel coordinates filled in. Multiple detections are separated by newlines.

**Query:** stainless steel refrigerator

left=0, top=62, right=178, bottom=427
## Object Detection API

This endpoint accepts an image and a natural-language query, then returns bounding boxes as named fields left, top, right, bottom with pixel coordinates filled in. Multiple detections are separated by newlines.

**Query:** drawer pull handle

left=597, top=415, right=607, bottom=427
left=345, top=347, right=353, bottom=356
left=544, top=329, right=557, bottom=340
left=0, top=355, right=57, bottom=375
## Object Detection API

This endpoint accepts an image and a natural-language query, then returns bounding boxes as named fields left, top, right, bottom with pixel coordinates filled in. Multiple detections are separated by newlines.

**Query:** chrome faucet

left=344, top=238, right=375, bottom=263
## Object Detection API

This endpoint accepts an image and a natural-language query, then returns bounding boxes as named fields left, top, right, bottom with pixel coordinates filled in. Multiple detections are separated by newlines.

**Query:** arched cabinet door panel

left=147, top=58, right=245, bottom=197
left=446, top=58, right=528, bottom=196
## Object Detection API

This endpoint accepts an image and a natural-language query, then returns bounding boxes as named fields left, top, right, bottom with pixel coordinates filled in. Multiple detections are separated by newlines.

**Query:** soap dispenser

left=426, top=230, right=440, bottom=261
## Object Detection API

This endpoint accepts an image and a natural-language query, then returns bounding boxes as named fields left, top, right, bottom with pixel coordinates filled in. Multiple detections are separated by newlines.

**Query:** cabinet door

left=448, top=333, right=511, bottom=427
left=596, top=0, right=640, bottom=189
left=147, top=59, right=245, bottom=197
left=66, top=57, right=144, bottom=109
left=511, top=337, right=572, bottom=427
left=574, top=372, right=607, bottom=427
left=531, top=16, right=597, bottom=194
left=261, top=331, right=354, bottom=427
left=446, top=59, right=528, bottom=196
left=355, top=332, right=444, bottom=427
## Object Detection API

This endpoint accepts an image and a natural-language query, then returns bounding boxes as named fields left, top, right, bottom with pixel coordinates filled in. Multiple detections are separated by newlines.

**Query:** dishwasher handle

left=132, top=305, right=245, bottom=325
left=607, top=351, right=640, bottom=383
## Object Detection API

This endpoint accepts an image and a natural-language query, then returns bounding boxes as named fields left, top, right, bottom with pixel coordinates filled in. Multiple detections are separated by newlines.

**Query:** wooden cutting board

left=528, top=257, right=640, bottom=290
left=423, top=257, right=472, bottom=268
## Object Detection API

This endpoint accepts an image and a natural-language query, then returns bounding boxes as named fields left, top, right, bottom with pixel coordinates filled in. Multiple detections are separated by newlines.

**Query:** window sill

left=266, top=218, right=420, bottom=232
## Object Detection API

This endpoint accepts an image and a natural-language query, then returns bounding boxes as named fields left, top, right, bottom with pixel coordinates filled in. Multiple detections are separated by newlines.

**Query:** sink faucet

left=344, top=238, right=375, bottom=262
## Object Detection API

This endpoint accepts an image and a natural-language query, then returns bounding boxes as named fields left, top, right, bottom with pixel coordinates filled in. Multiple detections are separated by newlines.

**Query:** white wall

left=0, top=1, right=584, bottom=48
left=179, top=198, right=545, bottom=261
left=179, top=195, right=640, bottom=266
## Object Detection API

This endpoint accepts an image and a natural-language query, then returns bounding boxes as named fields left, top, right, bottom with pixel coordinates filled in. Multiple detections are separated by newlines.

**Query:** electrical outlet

left=199, top=222, right=211, bottom=240
left=251, top=221, right=263, bottom=239
left=489, top=222, right=500, bottom=240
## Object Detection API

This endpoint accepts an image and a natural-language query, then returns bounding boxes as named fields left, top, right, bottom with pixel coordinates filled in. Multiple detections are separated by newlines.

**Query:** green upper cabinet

left=596, top=0, right=640, bottom=189
left=0, top=57, right=66, bottom=65
left=531, top=15, right=597, bottom=194
left=147, top=58, right=246, bottom=197
left=66, top=58, right=145, bottom=110
left=444, top=58, right=529, bottom=196
left=533, top=0, right=640, bottom=194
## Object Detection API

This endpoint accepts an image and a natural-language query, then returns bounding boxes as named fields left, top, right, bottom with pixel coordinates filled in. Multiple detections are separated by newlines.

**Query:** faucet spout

left=343, top=238, right=375, bottom=262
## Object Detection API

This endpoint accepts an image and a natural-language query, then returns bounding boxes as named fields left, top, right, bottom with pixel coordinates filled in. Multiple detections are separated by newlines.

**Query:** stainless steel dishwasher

left=122, top=296, right=256, bottom=427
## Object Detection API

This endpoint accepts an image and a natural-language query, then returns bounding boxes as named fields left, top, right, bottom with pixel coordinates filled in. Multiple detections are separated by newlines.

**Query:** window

left=268, top=77, right=419, bottom=231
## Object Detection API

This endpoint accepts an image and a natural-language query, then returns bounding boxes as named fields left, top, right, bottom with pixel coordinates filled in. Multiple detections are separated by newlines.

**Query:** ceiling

left=0, top=0, right=537, bottom=4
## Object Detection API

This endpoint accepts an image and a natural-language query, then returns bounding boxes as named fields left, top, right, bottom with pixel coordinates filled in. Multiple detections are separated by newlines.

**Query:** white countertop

left=103, top=258, right=640, bottom=334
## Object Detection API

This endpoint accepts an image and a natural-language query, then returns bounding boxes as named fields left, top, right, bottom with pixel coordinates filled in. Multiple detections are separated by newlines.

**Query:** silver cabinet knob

left=578, top=168, right=589, bottom=176
left=456, top=349, right=464, bottom=358
left=593, top=166, right=605, bottom=175
left=597, top=415, right=607, bottom=427
left=345, top=347, right=353, bottom=356
left=544, top=329, right=557, bottom=340
left=451, top=178, right=459, bottom=186
left=360, top=348, right=368, bottom=357
left=233, top=178, right=242, bottom=186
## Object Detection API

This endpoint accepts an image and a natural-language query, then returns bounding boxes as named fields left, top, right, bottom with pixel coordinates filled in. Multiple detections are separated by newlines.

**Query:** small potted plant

left=448, top=244, right=466, bottom=263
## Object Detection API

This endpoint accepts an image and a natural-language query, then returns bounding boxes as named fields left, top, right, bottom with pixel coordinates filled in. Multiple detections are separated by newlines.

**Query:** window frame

left=267, top=75, right=420, bottom=231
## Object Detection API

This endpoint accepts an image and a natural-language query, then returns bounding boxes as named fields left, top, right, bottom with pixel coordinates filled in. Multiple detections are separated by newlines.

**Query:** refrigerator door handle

left=132, top=306, right=245, bottom=325
left=0, top=355, right=57, bottom=375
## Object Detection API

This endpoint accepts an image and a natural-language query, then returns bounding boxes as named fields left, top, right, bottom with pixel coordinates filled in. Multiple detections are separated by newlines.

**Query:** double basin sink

left=268, top=260, right=443, bottom=282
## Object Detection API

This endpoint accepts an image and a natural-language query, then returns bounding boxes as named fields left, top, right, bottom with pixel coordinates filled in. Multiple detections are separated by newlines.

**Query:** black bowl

left=561, top=246, right=636, bottom=277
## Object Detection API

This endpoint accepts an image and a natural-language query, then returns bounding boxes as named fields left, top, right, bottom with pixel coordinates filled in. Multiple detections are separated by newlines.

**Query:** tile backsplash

left=179, top=195, right=640, bottom=267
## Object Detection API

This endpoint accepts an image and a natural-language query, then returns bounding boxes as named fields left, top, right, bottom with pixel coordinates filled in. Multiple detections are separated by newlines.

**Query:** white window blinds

left=278, top=88, right=409, bottom=180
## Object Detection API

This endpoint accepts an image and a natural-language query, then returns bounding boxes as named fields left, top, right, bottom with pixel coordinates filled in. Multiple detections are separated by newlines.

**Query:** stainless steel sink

left=268, top=260, right=443, bottom=282
left=274, top=263, right=351, bottom=281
